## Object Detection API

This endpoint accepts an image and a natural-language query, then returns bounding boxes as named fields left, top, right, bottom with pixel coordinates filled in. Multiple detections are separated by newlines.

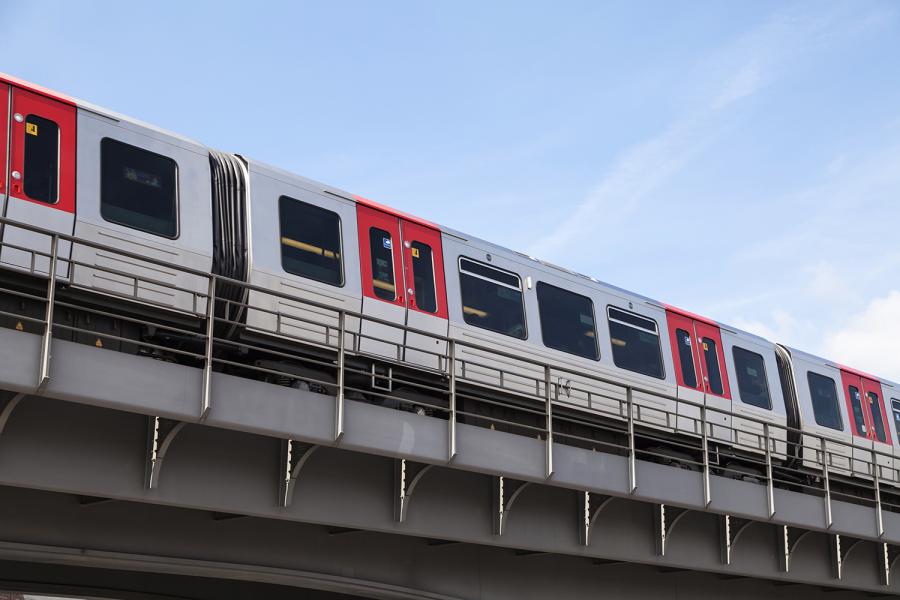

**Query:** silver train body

left=2, top=73, right=898, bottom=488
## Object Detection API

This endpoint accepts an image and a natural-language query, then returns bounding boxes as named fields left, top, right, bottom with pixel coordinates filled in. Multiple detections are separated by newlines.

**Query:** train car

left=3, top=72, right=900, bottom=494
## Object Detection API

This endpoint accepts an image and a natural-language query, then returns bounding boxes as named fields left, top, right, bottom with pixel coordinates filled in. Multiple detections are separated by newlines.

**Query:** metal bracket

left=145, top=416, right=186, bottom=489
left=654, top=504, right=691, bottom=557
left=779, top=527, right=812, bottom=573
left=394, top=459, right=434, bottom=523
left=885, top=544, right=900, bottom=587
left=493, top=476, right=531, bottom=536
left=578, top=491, right=615, bottom=546
left=830, top=534, right=858, bottom=580
left=720, top=515, right=755, bottom=565
left=0, top=393, right=25, bottom=441
left=279, top=439, right=319, bottom=508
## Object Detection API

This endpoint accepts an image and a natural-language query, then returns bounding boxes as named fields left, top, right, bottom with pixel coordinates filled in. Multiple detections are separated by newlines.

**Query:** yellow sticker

left=702, top=342, right=709, bottom=351
left=411, top=247, right=420, bottom=258
left=25, top=123, right=38, bottom=136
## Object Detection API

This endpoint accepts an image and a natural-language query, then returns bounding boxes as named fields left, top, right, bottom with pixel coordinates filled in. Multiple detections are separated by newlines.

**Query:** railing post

left=544, top=365, right=554, bottom=479
left=821, top=437, right=833, bottom=528
left=36, top=235, right=59, bottom=392
left=764, top=422, right=775, bottom=518
left=334, top=311, right=346, bottom=442
left=627, top=387, right=636, bottom=494
left=448, top=339, right=457, bottom=462
left=701, top=405, right=711, bottom=507
left=873, top=450, right=884, bottom=537
left=199, top=276, right=216, bottom=420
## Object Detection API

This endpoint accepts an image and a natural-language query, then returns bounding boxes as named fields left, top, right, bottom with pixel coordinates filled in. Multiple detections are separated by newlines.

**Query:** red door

left=666, top=310, right=731, bottom=439
left=357, top=204, right=448, bottom=368
left=8, top=87, right=76, bottom=212
left=0, top=83, right=8, bottom=200
left=666, top=310, right=730, bottom=399
left=3, top=86, right=76, bottom=275
left=841, top=370, right=891, bottom=444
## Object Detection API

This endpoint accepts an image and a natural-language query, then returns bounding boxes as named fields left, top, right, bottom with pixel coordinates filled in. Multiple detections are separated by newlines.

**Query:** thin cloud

left=527, top=6, right=876, bottom=262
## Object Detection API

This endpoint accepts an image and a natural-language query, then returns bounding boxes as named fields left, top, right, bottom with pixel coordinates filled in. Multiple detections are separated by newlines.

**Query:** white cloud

left=823, top=291, right=900, bottom=382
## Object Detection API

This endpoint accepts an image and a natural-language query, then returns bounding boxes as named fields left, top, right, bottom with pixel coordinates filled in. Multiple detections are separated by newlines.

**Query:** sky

left=2, top=0, right=900, bottom=380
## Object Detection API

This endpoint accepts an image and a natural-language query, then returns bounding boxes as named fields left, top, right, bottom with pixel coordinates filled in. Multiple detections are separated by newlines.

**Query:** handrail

left=0, top=213, right=895, bottom=532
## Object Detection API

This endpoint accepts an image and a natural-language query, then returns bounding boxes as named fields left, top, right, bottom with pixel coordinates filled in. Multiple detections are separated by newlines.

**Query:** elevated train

left=1, top=73, right=898, bottom=492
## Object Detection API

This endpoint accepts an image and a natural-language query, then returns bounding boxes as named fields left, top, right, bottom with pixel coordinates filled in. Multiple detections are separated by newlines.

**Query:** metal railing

left=0, top=216, right=898, bottom=537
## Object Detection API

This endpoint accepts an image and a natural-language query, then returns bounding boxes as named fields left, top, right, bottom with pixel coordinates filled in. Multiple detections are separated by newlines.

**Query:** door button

left=11, top=171, right=21, bottom=180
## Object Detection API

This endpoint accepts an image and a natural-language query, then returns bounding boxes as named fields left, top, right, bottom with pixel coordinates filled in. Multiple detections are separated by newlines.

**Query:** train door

left=2, top=87, right=75, bottom=276
left=666, top=310, right=731, bottom=441
left=0, top=83, right=8, bottom=208
left=357, top=204, right=448, bottom=370
left=840, top=370, right=893, bottom=479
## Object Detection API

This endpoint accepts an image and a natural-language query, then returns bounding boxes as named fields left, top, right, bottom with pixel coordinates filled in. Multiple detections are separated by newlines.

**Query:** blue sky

left=3, top=1, right=900, bottom=379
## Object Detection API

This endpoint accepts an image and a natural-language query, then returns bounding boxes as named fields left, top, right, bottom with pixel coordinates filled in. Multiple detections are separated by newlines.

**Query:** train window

left=675, top=329, right=697, bottom=388
left=892, top=399, right=900, bottom=442
left=23, top=114, right=59, bottom=203
left=101, top=138, right=178, bottom=238
left=369, top=228, right=396, bottom=301
left=848, top=386, right=867, bottom=436
left=607, top=306, right=664, bottom=379
left=807, top=372, right=843, bottom=430
left=279, top=196, right=343, bottom=286
left=702, top=338, right=724, bottom=395
left=411, top=241, right=437, bottom=313
left=732, top=347, right=771, bottom=409
left=536, top=282, right=599, bottom=361
left=459, top=257, right=526, bottom=339
left=868, top=391, right=887, bottom=443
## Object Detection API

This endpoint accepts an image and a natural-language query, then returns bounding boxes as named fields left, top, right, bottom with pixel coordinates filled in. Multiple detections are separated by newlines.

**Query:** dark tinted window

left=101, top=138, right=178, bottom=238
left=848, top=386, right=867, bottom=436
left=411, top=241, right=437, bottom=313
left=369, top=228, right=396, bottom=301
left=459, top=257, right=525, bottom=339
left=279, top=196, right=343, bottom=286
left=675, top=329, right=697, bottom=388
left=892, top=399, right=900, bottom=442
left=607, top=307, right=664, bottom=379
left=23, top=114, right=59, bottom=203
left=807, top=372, right=842, bottom=430
left=703, top=338, right=724, bottom=395
left=868, top=391, right=887, bottom=443
left=732, top=347, right=771, bottom=409
left=536, top=282, right=598, bottom=361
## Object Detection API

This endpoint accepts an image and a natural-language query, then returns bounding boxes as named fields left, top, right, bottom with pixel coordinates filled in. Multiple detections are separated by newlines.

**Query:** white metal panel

left=0, top=198, right=72, bottom=276
left=789, top=351, right=853, bottom=477
left=721, top=332, right=788, bottom=459
left=243, top=161, right=361, bottom=350
left=71, top=109, right=212, bottom=315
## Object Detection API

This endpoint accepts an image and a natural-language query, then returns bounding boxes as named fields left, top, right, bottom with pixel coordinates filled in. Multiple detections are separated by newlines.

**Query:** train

left=0, top=72, right=897, bottom=494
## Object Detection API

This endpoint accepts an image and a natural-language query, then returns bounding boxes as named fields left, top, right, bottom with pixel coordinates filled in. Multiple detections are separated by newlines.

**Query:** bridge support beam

left=146, top=416, right=187, bottom=490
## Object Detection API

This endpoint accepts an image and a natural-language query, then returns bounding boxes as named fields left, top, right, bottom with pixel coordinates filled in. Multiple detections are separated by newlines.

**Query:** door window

left=409, top=241, right=437, bottom=313
left=675, top=329, right=697, bottom=388
left=848, top=385, right=867, bottom=436
left=368, top=227, right=397, bottom=301
left=23, top=114, right=59, bottom=203
left=702, top=338, right=723, bottom=395
left=892, top=399, right=900, bottom=441
left=868, top=391, right=887, bottom=443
